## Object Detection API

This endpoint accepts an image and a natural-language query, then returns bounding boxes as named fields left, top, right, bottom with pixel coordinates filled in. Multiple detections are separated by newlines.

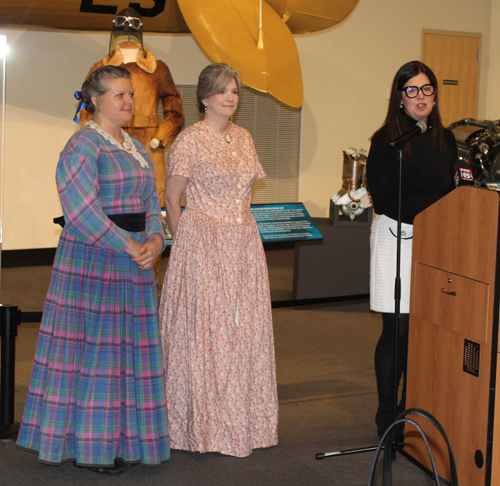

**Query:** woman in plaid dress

left=16, top=66, right=169, bottom=475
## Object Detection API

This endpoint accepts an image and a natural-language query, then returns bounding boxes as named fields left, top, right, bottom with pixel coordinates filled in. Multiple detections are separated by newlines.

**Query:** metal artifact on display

left=448, top=118, right=500, bottom=188
left=330, top=148, right=372, bottom=225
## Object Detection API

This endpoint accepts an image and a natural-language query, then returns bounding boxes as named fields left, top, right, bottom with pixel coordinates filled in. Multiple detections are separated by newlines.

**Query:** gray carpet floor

left=0, top=248, right=441, bottom=485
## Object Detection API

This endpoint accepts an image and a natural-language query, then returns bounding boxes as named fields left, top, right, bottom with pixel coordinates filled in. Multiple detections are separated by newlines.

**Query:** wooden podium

left=405, top=186, right=500, bottom=485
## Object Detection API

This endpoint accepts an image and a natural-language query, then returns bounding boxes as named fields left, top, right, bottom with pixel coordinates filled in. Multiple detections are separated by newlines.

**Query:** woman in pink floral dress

left=159, top=63, right=278, bottom=457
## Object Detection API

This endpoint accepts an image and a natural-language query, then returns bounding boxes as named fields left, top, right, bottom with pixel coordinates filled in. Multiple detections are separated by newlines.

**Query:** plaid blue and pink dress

left=16, top=122, right=170, bottom=467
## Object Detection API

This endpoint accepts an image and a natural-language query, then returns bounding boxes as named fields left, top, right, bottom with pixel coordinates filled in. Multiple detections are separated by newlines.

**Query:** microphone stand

left=390, top=147, right=404, bottom=459
left=315, top=148, right=405, bottom=462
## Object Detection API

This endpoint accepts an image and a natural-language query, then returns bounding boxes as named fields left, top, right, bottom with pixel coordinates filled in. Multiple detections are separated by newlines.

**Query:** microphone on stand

left=389, top=121, right=428, bottom=148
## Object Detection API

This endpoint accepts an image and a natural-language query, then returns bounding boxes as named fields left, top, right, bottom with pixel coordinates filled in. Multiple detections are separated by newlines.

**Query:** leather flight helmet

left=109, top=7, right=146, bottom=58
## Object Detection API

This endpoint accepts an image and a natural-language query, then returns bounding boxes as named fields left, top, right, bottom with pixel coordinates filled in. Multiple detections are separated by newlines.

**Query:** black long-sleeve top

left=366, top=116, right=457, bottom=224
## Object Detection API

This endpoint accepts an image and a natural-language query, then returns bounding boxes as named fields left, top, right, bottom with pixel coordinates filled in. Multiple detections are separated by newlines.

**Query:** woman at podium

left=366, top=60, right=457, bottom=437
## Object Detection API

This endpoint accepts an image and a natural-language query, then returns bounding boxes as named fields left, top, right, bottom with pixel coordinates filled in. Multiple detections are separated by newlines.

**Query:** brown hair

left=196, top=63, right=242, bottom=113
left=81, top=65, right=132, bottom=115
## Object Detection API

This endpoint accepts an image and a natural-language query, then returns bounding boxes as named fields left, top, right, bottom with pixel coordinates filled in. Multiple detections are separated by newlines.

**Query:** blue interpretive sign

left=162, top=203, right=322, bottom=247
left=250, top=203, right=323, bottom=243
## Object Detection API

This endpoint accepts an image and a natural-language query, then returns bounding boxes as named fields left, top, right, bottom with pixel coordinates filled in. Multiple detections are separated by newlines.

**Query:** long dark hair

left=372, top=61, right=446, bottom=153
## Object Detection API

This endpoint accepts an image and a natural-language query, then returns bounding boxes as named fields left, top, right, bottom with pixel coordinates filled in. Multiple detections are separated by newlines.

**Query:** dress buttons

left=236, top=199, right=241, bottom=204
left=236, top=218, right=242, bottom=223
left=232, top=151, right=237, bottom=156
left=236, top=183, right=242, bottom=189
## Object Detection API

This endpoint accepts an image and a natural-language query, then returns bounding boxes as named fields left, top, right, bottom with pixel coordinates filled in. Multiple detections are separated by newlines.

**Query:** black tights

left=374, top=312, right=409, bottom=437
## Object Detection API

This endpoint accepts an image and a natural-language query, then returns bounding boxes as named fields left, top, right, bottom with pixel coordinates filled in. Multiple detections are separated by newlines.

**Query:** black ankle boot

left=74, top=462, right=124, bottom=476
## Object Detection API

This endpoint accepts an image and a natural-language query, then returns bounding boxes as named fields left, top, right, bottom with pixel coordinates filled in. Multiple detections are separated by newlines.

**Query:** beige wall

left=486, top=0, right=500, bottom=118
left=0, top=0, right=495, bottom=250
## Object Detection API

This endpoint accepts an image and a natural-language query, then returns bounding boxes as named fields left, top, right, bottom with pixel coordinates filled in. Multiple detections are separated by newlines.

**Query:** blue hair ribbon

left=73, top=91, right=85, bottom=125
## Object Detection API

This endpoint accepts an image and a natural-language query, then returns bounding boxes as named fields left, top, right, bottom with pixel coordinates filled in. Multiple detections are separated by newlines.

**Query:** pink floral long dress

left=159, top=121, right=278, bottom=457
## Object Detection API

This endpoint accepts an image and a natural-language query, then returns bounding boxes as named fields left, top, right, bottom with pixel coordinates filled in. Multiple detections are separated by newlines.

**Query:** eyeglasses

left=113, top=16, right=143, bottom=30
left=400, top=84, right=435, bottom=98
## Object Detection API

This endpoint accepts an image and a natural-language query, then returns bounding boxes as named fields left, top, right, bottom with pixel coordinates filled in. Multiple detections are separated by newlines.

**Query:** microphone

left=389, top=121, right=427, bottom=148
left=454, top=167, right=475, bottom=187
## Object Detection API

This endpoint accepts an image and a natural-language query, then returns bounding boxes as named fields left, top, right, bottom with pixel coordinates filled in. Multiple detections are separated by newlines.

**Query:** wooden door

left=423, top=32, right=480, bottom=127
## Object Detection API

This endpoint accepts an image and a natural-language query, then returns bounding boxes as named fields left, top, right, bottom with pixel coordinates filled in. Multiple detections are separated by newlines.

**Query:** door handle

left=441, top=288, right=457, bottom=296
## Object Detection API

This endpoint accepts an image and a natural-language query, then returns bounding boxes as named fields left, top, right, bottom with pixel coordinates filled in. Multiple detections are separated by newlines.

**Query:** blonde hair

left=196, top=63, right=242, bottom=113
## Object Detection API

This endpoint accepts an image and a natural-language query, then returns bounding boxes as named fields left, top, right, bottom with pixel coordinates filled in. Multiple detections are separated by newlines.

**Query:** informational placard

left=250, top=203, right=323, bottom=242
left=162, top=203, right=322, bottom=247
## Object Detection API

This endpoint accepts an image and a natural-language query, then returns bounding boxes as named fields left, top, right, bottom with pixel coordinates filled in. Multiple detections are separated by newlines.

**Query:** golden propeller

left=178, top=0, right=303, bottom=107
left=266, top=0, right=359, bottom=34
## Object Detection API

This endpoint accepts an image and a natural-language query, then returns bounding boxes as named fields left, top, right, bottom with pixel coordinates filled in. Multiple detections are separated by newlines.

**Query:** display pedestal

left=292, top=218, right=369, bottom=301
left=329, top=201, right=372, bottom=227
left=0, top=304, right=20, bottom=443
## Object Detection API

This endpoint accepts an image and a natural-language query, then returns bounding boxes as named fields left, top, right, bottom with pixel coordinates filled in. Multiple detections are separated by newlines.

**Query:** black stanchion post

left=0, top=304, right=20, bottom=442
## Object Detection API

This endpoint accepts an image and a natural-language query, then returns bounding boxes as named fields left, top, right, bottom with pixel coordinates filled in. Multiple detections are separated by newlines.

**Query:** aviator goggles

left=113, top=15, right=143, bottom=30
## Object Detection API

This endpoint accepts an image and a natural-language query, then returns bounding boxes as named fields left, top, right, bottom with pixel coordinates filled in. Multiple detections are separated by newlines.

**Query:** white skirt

left=370, top=214, right=413, bottom=313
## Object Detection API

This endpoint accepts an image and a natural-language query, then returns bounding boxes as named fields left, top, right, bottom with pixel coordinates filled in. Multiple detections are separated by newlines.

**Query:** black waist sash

left=53, top=212, right=146, bottom=233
